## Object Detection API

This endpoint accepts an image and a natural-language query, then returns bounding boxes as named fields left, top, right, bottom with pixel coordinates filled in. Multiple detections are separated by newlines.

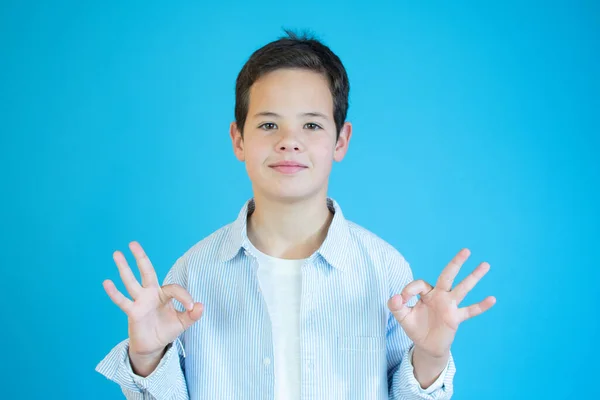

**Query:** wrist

left=412, top=346, right=450, bottom=389
left=128, top=345, right=168, bottom=377
left=413, top=345, right=450, bottom=361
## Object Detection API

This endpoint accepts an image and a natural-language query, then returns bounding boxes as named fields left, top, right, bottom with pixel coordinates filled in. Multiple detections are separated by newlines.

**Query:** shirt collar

left=219, top=197, right=350, bottom=272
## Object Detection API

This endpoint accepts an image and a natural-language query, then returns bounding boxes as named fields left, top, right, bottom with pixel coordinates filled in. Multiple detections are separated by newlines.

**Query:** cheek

left=244, top=154, right=261, bottom=174
left=310, top=140, right=336, bottom=164
left=243, top=144, right=269, bottom=174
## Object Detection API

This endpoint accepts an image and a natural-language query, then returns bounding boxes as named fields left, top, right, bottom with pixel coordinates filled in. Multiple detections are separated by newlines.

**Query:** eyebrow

left=253, top=111, right=329, bottom=120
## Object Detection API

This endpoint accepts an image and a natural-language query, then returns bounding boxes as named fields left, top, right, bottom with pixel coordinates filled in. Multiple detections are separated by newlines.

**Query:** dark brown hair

left=234, top=29, right=350, bottom=139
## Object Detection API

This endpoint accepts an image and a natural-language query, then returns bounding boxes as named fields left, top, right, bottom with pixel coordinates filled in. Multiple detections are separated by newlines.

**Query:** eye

left=259, top=122, right=277, bottom=130
left=304, top=123, right=322, bottom=130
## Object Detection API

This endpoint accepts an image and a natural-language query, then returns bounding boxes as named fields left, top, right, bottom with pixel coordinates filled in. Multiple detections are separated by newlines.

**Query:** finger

left=103, top=279, right=134, bottom=314
left=177, top=302, right=204, bottom=330
left=436, top=248, right=471, bottom=291
left=458, top=296, right=496, bottom=323
left=113, top=250, right=142, bottom=299
left=452, top=262, right=491, bottom=304
left=161, top=284, right=196, bottom=312
left=400, top=279, right=434, bottom=303
left=387, top=294, right=410, bottom=323
left=129, top=241, right=160, bottom=288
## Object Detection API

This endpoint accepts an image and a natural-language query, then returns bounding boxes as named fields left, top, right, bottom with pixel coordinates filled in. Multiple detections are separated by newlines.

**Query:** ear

left=333, top=122, right=352, bottom=162
left=230, top=121, right=245, bottom=162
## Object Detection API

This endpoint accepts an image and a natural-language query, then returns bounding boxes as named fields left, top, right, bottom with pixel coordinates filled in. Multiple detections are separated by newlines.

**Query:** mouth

left=268, top=161, right=308, bottom=174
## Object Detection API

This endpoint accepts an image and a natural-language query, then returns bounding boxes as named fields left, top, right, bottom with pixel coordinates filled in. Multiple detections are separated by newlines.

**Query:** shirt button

left=264, top=357, right=271, bottom=366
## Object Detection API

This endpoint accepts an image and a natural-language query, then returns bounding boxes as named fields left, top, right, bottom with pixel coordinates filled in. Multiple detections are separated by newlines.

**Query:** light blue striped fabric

left=96, top=198, right=456, bottom=399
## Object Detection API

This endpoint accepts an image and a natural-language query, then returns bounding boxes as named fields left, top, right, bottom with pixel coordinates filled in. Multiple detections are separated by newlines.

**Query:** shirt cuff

left=393, top=345, right=456, bottom=399
left=406, top=346, right=449, bottom=394
left=95, top=338, right=186, bottom=398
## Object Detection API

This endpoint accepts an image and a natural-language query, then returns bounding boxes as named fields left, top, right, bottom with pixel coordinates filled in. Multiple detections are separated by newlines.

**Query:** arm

left=95, top=256, right=191, bottom=400
left=96, top=336, right=188, bottom=400
left=412, top=346, right=451, bottom=389
left=386, top=251, right=456, bottom=400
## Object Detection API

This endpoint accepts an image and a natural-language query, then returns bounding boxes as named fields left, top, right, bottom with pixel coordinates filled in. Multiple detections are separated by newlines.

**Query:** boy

left=96, top=30, right=495, bottom=400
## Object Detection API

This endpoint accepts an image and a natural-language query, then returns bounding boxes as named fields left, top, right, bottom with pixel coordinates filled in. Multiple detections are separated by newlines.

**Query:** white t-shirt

left=246, top=240, right=447, bottom=397
left=247, top=239, right=306, bottom=400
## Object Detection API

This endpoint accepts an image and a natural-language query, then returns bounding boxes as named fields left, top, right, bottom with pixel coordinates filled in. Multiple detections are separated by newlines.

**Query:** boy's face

left=230, top=68, right=352, bottom=203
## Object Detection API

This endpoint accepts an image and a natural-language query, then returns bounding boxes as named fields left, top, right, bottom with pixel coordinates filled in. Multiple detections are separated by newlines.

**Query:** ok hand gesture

left=103, top=242, right=204, bottom=361
left=387, top=248, right=496, bottom=358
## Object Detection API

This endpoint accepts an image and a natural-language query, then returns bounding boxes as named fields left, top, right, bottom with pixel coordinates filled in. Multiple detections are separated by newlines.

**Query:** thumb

left=177, top=302, right=204, bottom=330
left=161, top=284, right=204, bottom=330
left=388, top=294, right=410, bottom=323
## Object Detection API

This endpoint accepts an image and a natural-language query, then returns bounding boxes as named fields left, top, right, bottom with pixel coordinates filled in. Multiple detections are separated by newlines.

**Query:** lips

left=269, top=161, right=308, bottom=168
left=269, top=160, right=308, bottom=174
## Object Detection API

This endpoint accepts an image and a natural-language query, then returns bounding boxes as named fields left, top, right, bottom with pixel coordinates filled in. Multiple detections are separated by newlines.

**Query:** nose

left=279, top=143, right=300, bottom=151
left=276, top=129, right=303, bottom=152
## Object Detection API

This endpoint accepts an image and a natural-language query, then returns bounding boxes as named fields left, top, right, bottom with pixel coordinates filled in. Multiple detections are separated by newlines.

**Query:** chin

left=258, top=187, right=323, bottom=203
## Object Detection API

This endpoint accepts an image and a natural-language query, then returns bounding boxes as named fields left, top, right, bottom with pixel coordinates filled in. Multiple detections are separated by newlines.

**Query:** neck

left=247, top=194, right=333, bottom=260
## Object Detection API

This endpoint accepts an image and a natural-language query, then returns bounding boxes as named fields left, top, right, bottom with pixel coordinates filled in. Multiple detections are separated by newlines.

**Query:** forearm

left=129, top=346, right=169, bottom=377
left=412, top=346, right=450, bottom=389
left=96, top=338, right=190, bottom=400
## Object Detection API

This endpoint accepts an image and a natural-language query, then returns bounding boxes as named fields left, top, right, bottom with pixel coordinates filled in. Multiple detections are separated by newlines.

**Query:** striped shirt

left=96, top=197, right=456, bottom=399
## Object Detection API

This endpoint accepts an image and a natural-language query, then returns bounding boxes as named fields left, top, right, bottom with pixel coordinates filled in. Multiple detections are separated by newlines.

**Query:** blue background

left=1, top=1, right=598, bottom=399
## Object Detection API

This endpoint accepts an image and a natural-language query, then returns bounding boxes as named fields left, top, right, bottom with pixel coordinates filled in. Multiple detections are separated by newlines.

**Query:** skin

left=387, top=248, right=496, bottom=387
left=103, top=242, right=203, bottom=376
left=102, top=68, right=496, bottom=387
left=229, top=68, right=352, bottom=260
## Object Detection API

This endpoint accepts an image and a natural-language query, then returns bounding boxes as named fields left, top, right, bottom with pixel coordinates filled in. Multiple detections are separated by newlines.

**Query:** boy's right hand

left=102, top=241, right=203, bottom=374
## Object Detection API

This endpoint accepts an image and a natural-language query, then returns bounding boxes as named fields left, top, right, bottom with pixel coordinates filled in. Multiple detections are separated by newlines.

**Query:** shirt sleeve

left=386, top=249, right=456, bottom=400
left=95, top=337, right=188, bottom=400
left=95, top=256, right=190, bottom=400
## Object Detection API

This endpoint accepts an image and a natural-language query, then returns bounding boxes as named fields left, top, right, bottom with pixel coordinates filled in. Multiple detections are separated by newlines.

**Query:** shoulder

left=161, top=221, right=238, bottom=288
left=344, top=219, right=414, bottom=287
left=345, top=219, right=408, bottom=265
left=179, top=222, right=235, bottom=262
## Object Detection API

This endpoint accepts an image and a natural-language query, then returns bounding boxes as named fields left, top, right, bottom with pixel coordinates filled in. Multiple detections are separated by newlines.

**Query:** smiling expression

left=230, top=68, right=352, bottom=202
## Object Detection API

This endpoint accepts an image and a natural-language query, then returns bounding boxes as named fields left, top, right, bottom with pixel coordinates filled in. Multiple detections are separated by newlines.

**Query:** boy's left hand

left=387, top=248, right=496, bottom=358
